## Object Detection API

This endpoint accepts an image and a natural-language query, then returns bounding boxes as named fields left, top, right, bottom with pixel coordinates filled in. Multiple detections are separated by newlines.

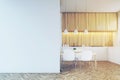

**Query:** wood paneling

left=62, top=32, right=113, bottom=47
left=62, top=12, right=117, bottom=46
left=62, top=12, right=117, bottom=32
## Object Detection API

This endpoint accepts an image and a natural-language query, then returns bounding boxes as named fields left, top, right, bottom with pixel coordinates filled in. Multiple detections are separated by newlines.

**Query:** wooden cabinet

left=77, top=13, right=86, bottom=31
left=106, top=13, right=117, bottom=31
left=62, top=12, right=117, bottom=32
left=87, top=13, right=96, bottom=31
left=96, top=13, right=106, bottom=31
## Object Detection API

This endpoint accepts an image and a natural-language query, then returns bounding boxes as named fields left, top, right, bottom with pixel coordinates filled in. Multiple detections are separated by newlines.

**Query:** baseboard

left=108, top=61, right=120, bottom=65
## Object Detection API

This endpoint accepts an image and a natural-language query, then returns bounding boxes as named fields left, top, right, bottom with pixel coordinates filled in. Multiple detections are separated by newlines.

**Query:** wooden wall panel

left=62, top=32, right=113, bottom=47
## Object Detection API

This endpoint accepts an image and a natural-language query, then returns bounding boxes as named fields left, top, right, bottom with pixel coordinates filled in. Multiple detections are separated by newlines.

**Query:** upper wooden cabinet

left=62, top=12, right=117, bottom=32
left=87, top=13, right=96, bottom=31
left=106, top=13, right=117, bottom=31
left=96, top=13, right=106, bottom=31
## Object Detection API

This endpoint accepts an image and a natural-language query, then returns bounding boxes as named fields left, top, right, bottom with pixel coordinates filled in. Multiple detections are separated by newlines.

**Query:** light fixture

left=84, top=29, right=88, bottom=34
left=74, top=28, right=78, bottom=34
left=84, top=0, right=88, bottom=34
left=64, top=0, right=68, bottom=34
left=74, top=13, right=78, bottom=34
left=64, top=28, right=68, bottom=34
left=74, top=1, right=78, bottom=34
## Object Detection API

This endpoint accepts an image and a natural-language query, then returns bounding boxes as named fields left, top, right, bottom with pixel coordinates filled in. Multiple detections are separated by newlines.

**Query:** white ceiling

left=60, top=0, right=120, bottom=12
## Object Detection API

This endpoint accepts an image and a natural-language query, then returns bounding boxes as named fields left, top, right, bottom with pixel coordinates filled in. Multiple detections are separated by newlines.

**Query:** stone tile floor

left=0, top=61, right=119, bottom=80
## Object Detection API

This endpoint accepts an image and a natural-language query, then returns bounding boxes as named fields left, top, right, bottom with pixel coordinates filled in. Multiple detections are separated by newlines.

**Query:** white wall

left=108, top=47, right=120, bottom=65
left=0, top=0, right=61, bottom=73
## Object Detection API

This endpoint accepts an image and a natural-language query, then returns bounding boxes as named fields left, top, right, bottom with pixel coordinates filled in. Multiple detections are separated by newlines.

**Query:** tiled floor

left=0, top=61, right=120, bottom=80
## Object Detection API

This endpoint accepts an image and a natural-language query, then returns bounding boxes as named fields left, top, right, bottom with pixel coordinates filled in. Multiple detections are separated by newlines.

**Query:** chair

left=61, top=48, right=76, bottom=72
left=81, top=50, right=93, bottom=61
left=76, top=50, right=93, bottom=69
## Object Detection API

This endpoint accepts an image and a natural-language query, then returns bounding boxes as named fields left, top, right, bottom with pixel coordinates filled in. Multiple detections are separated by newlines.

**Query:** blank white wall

left=108, top=47, right=120, bottom=65
left=0, top=0, right=61, bottom=73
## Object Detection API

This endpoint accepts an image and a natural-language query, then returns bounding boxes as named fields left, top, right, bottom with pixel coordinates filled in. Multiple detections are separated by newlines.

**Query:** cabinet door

left=87, top=13, right=96, bottom=31
left=78, top=13, right=86, bottom=31
left=106, top=13, right=117, bottom=31
left=67, top=13, right=75, bottom=32
left=96, top=13, right=106, bottom=31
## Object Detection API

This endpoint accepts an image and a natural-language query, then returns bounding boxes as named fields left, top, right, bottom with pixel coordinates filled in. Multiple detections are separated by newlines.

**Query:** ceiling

left=60, top=0, right=120, bottom=12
